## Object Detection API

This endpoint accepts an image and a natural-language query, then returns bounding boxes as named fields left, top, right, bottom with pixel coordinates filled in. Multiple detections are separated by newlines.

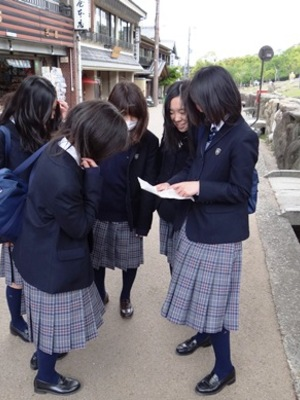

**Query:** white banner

left=74, top=0, right=91, bottom=31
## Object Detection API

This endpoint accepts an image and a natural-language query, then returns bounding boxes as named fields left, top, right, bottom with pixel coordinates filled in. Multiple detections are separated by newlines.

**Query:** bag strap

left=0, top=124, right=47, bottom=175
left=14, top=143, right=48, bottom=176
left=0, top=125, right=12, bottom=164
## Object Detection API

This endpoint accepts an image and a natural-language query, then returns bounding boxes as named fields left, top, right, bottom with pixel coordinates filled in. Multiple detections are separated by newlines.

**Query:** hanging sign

left=74, top=0, right=91, bottom=31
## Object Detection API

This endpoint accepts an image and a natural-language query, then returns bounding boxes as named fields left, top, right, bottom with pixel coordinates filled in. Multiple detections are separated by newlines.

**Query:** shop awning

left=6, top=59, right=31, bottom=68
left=81, top=46, right=144, bottom=72
left=135, top=60, right=168, bottom=78
left=82, top=78, right=99, bottom=84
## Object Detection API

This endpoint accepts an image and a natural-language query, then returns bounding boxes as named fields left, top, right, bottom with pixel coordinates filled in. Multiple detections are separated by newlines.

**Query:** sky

left=134, top=0, right=300, bottom=65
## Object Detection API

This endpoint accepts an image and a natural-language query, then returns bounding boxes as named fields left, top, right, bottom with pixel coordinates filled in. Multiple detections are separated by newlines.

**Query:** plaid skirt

left=0, top=244, right=26, bottom=314
left=0, top=244, right=23, bottom=285
left=91, top=220, right=143, bottom=271
left=161, top=223, right=242, bottom=333
left=23, top=281, right=105, bottom=354
left=159, top=219, right=180, bottom=267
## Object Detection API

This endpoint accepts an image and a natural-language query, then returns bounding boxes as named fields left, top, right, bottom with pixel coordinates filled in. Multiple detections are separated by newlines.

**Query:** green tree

left=191, top=59, right=213, bottom=76
left=159, top=66, right=183, bottom=87
left=190, top=44, right=300, bottom=85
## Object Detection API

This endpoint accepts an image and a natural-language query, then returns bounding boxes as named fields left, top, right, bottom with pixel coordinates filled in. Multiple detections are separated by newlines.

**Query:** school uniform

left=0, top=121, right=32, bottom=287
left=161, top=117, right=259, bottom=333
left=13, top=138, right=105, bottom=354
left=91, top=130, right=159, bottom=271
left=156, top=132, right=191, bottom=266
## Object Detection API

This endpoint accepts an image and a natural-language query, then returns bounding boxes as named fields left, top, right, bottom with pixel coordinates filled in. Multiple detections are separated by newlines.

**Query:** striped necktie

left=205, top=126, right=217, bottom=149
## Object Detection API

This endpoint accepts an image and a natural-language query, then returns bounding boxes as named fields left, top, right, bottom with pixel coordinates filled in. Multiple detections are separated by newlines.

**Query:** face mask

left=126, top=120, right=137, bottom=131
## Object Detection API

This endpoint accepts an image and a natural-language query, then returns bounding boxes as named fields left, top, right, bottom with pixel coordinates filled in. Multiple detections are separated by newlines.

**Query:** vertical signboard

left=74, top=0, right=91, bottom=31
left=133, top=27, right=140, bottom=62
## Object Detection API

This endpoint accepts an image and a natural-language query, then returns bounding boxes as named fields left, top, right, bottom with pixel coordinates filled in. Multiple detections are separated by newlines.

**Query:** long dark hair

left=186, top=65, right=242, bottom=127
left=54, top=100, right=128, bottom=163
left=163, top=80, right=190, bottom=151
left=108, top=81, right=148, bottom=144
left=0, top=75, right=61, bottom=153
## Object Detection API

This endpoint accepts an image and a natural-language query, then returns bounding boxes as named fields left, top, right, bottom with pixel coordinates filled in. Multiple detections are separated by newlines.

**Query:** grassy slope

left=241, top=79, right=300, bottom=98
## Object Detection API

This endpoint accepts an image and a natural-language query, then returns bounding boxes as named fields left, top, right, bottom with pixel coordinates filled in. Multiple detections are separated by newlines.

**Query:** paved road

left=266, top=170, right=300, bottom=225
left=0, top=104, right=299, bottom=400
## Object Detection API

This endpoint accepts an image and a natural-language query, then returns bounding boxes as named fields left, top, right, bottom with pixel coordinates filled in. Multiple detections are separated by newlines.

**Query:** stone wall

left=241, top=93, right=300, bottom=170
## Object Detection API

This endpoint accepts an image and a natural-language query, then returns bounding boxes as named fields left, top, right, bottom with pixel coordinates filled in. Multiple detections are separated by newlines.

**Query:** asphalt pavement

left=0, top=104, right=299, bottom=400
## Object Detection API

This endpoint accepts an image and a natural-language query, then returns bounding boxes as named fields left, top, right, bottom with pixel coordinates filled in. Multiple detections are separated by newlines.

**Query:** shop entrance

left=0, top=57, right=34, bottom=98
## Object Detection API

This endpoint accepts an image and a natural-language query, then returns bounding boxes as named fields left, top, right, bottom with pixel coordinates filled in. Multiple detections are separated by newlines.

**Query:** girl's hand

left=58, top=100, right=69, bottom=121
left=156, top=182, right=171, bottom=191
left=171, top=181, right=200, bottom=197
left=81, top=158, right=97, bottom=168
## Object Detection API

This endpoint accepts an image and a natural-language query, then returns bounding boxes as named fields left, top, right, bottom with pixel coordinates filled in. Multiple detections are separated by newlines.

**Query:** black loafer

left=120, top=299, right=134, bottom=318
left=195, top=368, right=236, bottom=395
left=9, top=322, right=30, bottom=343
left=104, top=292, right=109, bottom=305
left=30, top=352, right=68, bottom=371
left=34, top=374, right=81, bottom=395
left=176, top=335, right=211, bottom=355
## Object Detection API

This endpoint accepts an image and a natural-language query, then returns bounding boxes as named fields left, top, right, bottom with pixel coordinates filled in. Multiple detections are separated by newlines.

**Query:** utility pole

left=153, top=0, right=160, bottom=106
left=185, top=26, right=191, bottom=79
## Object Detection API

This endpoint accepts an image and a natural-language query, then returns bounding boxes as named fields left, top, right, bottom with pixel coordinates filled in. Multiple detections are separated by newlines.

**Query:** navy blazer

left=0, top=121, right=32, bottom=180
left=13, top=141, right=102, bottom=294
left=169, top=116, right=259, bottom=244
left=127, top=130, right=159, bottom=235
left=97, top=129, right=159, bottom=236
left=156, top=132, right=191, bottom=223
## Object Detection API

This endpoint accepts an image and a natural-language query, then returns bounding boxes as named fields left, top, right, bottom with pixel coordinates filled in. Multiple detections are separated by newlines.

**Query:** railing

left=81, top=32, right=133, bottom=52
left=81, top=32, right=117, bottom=48
left=17, top=0, right=61, bottom=14
left=139, top=56, right=152, bottom=66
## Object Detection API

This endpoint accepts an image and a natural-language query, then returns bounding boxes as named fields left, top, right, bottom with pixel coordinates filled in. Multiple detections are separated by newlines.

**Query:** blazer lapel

left=205, top=117, right=244, bottom=150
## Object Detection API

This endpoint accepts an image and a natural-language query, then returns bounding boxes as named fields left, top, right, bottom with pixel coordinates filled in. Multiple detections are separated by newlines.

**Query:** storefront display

left=0, top=57, right=34, bottom=97
left=41, top=66, right=67, bottom=101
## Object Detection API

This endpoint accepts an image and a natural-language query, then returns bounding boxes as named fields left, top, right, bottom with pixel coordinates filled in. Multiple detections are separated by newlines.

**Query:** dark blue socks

left=36, top=349, right=59, bottom=383
left=6, top=286, right=27, bottom=331
left=210, top=328, right=234, bottom=379
left=194, top=332, right=210, bottom=344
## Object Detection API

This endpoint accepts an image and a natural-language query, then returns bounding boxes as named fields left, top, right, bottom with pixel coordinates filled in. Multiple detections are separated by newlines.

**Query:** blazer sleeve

left=196, top=128, right=259, bottom=205
left=0, top=129, right=5, bottom=168
left=167, top=156, right=192, bottom=184
left=45, top=164, right=102, bottom=239
left=135, top=132, right=159, bottom=236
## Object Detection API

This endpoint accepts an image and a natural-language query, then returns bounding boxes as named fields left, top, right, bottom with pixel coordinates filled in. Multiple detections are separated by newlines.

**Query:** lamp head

left=258, top=45, right=274, bottom=62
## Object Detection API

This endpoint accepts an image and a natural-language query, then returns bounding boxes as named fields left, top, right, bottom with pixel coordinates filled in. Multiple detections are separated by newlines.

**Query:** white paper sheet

left=138, top=177, right=194, bottom=201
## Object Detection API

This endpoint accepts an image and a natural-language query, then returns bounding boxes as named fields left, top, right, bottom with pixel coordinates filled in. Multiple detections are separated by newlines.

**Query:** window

left=119, top=19, right=131, bottom=43
left=95, top=7, right=116, bottom=39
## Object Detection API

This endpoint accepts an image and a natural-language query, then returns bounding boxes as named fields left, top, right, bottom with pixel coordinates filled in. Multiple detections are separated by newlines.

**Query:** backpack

left=0, top=126, right=47, bottom=243
left=248, top=168, right=259, bottom=214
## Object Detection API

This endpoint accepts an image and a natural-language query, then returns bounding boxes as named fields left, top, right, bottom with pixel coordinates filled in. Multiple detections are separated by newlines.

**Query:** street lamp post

left=251, top=45, right=274, bottom=127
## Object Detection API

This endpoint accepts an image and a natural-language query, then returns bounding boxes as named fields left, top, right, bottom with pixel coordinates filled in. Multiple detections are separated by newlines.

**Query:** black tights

left=94, top=268, right=137, bottom=302
left=94, top=268, right=106, bottom=301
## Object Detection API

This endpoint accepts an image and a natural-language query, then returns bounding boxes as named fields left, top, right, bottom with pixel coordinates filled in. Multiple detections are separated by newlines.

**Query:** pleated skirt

left=159, top=218, right=180, bottom=267
left=91, top=220, right=143, bottom=271
left=0, top=244, right=23, bottom=285
left=161, top=223, right=242, bottom=333
left=23, top=281, right=105, bottom=354
left=0, top=244, right=26, bottom=314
